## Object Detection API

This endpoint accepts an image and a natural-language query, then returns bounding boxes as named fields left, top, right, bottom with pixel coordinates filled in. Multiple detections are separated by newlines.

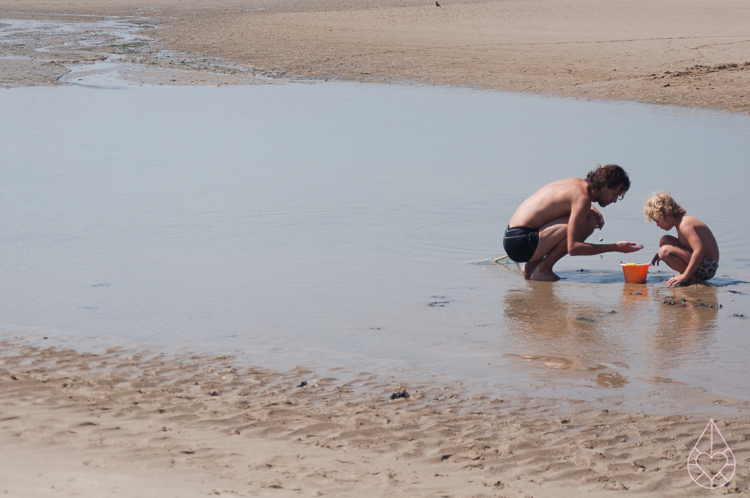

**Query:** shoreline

left=1, top=0, right=750, bottom=114
left=2, top=337, right=748, bottom=496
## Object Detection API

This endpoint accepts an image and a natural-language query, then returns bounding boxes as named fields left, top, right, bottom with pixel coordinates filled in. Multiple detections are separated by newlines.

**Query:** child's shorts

left=694, top=257, right=718, bottom=281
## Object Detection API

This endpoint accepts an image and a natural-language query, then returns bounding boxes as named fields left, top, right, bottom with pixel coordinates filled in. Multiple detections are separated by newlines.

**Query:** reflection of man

left=504, top=164, right=643, bottom=281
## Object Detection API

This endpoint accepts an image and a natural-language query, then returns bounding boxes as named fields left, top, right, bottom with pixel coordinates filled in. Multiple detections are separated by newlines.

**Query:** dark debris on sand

left=390, top=389, right=410, bottom=400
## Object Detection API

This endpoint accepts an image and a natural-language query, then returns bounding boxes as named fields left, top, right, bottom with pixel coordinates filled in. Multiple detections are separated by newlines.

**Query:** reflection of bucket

left=621, top=263, right=649, bottom=283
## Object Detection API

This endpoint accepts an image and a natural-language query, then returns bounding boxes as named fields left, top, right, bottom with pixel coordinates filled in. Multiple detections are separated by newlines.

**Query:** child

left=644, top=192, right=720, bottom=286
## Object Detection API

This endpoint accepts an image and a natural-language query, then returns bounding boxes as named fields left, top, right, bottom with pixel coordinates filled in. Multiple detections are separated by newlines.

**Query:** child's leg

left=657, top=235, right=691, bottom=273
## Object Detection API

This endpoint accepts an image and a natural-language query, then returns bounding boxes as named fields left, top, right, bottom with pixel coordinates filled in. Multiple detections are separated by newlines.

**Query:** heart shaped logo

left=696, top=451, right=729, bottom=478
left=687, top=419, right=735, bottom=489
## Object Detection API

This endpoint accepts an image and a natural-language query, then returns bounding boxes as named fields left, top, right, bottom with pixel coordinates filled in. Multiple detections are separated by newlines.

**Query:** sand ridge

left=1, top=339, right=748, bottom=496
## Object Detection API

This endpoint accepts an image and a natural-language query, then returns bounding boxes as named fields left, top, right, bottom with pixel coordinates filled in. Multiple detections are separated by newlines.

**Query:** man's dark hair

left=585, top=164, right=630, bottom=198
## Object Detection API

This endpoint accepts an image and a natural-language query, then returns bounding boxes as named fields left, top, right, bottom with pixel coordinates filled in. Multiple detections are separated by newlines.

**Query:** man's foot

left=530, top=267, right=561, bottom=281
left=523, top=260, right=541, bottom=280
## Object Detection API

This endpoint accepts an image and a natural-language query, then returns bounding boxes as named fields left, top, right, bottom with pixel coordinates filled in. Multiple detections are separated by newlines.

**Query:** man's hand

left=668, top=273, right=688, bottom=286
left=590, top=207, right=605, bottom=229
left=651, top=252, right=661, bottom=266
left=616, top=241, right=644, bottom=253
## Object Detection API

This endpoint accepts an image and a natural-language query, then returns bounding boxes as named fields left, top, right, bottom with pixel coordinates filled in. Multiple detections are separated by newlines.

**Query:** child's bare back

left=674, top=215, right=720, bottom=262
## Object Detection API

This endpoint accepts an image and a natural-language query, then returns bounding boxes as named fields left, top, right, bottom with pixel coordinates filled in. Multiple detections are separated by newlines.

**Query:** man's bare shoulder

left=539, top=177, right=590, bottom=198
left=544, top=177, right=587, bottom=188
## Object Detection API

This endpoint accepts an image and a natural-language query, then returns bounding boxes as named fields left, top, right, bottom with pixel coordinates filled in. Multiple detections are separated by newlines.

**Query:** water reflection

left=502, top=281, right=620, bottom=362
left=594, top=371, right=628, bottom=388
left=502, top=281, right=633, bottom=389
left=646, top=285, right=719, bottom=371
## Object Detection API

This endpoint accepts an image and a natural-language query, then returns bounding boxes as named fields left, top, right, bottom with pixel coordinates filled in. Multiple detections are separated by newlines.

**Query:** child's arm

left=668, top=224, right=705, bottom=286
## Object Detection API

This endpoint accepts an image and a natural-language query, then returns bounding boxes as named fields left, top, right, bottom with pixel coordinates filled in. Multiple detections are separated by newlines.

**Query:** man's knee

left=584, top=213, right=597, bottom=237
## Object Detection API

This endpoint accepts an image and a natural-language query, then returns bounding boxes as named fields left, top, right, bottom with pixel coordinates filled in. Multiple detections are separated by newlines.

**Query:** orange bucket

left=621, top=263, right=649, bottom=283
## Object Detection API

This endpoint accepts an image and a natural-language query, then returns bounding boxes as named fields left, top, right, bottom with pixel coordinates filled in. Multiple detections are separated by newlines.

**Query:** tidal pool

left=1, top=80, right=749, bottom=407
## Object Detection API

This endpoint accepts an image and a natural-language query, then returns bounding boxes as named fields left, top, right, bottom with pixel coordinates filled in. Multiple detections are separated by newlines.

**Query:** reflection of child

left=644, top=192, right=720, bottom=286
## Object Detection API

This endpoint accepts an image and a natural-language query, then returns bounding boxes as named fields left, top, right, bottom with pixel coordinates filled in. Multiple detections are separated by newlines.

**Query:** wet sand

left=1, top=0, right=750, bottom=113
left=2, top=338, right=749, bottom=497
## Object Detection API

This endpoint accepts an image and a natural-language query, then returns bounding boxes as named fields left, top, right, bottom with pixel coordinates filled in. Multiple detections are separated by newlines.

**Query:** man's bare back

left=509, top=178, right=593, bottom=230
left=503, top=165, right=643, bottom=281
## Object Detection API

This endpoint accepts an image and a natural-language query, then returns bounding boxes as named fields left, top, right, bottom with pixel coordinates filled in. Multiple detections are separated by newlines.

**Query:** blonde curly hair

left=644, top=192, right=686, bottom=222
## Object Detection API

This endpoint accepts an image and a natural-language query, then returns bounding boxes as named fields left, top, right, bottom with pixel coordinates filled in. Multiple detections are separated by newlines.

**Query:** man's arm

left=567, top=196, right=642, bottom=256
left=590, top=205, right=604, bottom=229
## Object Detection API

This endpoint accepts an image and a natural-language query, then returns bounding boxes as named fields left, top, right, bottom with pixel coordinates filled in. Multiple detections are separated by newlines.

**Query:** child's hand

left=668, top=274, right=688, bottom=286
left=616, top=241, right=644, bottom=253
left=651, top=253, right=660, bottom=266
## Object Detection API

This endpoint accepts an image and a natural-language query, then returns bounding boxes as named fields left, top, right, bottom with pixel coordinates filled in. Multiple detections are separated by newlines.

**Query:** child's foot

left=530, top=267, right=561, bottom=281
left=523, top=260, right=541, bottom=279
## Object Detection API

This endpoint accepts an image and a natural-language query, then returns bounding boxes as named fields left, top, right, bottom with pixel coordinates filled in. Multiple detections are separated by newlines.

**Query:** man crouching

left=504, top=164, right=643, bottom=281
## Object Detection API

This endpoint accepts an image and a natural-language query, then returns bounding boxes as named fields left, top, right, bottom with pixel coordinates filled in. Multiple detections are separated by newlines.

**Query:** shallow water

left=1, top=80, right=749, bottom=406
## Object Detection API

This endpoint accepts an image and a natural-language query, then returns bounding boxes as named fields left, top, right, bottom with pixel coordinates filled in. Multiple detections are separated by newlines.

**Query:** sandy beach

left=2, top=0, right=750, bottom=495
left=1, top=0, right=749, bottom=113
left=1, top=338, right=748, bottom=497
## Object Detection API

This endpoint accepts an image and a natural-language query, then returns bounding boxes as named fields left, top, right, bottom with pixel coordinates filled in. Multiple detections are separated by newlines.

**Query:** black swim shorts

left=503, top=225, right=539, bottom=263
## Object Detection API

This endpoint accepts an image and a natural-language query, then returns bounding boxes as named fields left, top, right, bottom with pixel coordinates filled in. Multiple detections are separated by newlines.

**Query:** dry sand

left=1, top=338, right=749, bottom=497
left=2, top=1, right=750, bottom=495
left=1, top=0, right=750, bottom=112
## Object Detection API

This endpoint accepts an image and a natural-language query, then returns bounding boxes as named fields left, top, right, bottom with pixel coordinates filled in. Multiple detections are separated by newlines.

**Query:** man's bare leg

left=528, top=214, right=597, bottom=281
left=529, top=238, right=568, bottom=281
left=521, top=217, right=568, bottom=279
left=522, top=259, right=541, bottom=279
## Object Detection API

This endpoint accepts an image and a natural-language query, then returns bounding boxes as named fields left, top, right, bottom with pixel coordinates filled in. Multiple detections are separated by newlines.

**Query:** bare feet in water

left=524, top=259, right=561, bottom=281
left=522, top=260, right=541, bottom=280
left=529, top=267, right=561, bottom=281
